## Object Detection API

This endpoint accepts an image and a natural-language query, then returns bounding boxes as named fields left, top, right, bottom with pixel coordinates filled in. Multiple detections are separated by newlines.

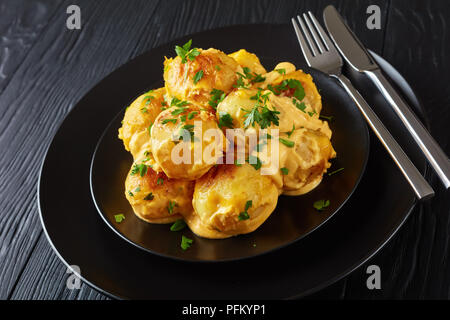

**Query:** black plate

left=38, top=24, right=428, bottom=298
left=90, top=66, right=369, bottom=262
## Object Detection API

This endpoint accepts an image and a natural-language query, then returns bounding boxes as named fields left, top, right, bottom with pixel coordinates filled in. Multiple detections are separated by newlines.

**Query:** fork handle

left=366, top=68, right=450, bottom=189
left=335, top=74, right=434, bottom=200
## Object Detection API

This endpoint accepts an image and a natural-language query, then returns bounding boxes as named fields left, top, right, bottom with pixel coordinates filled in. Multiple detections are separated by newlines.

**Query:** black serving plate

left=90, top=64, right=369, bottom=262
left=38, top=24, right=428, bottom=298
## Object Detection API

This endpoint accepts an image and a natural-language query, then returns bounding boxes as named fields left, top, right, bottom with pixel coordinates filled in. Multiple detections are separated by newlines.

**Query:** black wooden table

left=1, top=0, right=449, bottom=300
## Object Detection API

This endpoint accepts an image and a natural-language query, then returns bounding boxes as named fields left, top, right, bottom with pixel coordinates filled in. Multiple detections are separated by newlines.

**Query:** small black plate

left=90, top=65, right=369, bottom=262
left=39, top=24, right=428, bottom=299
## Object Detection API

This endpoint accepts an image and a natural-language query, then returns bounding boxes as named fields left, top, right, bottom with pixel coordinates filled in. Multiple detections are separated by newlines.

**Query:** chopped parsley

left=215, top=65, right=221, bottom=71
left=242, top=89, right=280, bottom=129
left=218, top=112, right=234, bottom=129
left=193, top=70, right=204, bottom=84
left=320, top=115, right=334, bottom=122
left=131, top=163, right=149, bottom=177
left=178, top=124, right=195, bottom=141
left=238, top=200, right=252, bottom=221
left=280, top=167, right=289, bottom=175
left=148, top=124, right=152, bottom=136
left=293, top=100, right=306, bottom=112
left=114, top=214, right=125, bottom=223
left=144, top=192, right=154, bottom=200
left=208, top=89, right=226, bottom=109
left=140, top=107, right=148, bottom=113
left=167, top=201, right=177, bottom=214
left=279, top=138, right=295, bottom=148
left=162, top=118, right=177, bottom=125
left=143, top=95, right=154, bottom=105
left=247, top=155, right=262, bottom=170
left=157, top=178, right=164, bottom=185
left=286, top=124, right=295, bottom=137
left=171, top=107, right=188, bottom=116
left=170, top=97, right=189, bottom=108
left=134, top=187, right=141, bottom=192
left=313, top=199, right=330, bottom=211
left=275, top=68, right=286, bottom=75
left=181, top=235, right=193, bottom=250
left=187, top=111, right=198, bottom=120
left=328, top=167, right=344, bottom=176
left=128, top=191, right=134, bottom=197
left=170, top=219, right=187, bottom=231
left=234, top=68, right=266, bottom=88
left=175, top=39, right=200, bottom=63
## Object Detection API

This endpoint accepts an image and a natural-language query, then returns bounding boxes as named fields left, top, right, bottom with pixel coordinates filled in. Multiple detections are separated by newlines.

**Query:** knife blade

left=323, top=5, right=450, bottom=189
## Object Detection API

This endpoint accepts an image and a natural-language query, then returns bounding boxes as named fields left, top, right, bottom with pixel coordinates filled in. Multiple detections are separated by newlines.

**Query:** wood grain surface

left=0, top=0, right=448, bottom=299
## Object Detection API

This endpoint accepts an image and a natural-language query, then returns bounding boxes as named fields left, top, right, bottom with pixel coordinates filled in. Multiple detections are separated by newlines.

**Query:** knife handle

left=336, top=74, right=434, bottom=200
left=366, top=68, right=450, bottom=189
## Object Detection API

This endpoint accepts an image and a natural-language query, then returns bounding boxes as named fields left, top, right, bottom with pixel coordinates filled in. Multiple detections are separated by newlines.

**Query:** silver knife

left=323, top=4, right=450, bottom=189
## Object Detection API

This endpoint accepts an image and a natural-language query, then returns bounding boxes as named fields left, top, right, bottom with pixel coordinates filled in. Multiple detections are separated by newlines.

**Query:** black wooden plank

left=10, top=233, right=109, bottom=300
left=1, top=0, right=389, bottom=299
left=336, top=0, right=450, bottom=299
left=0, top=0, right=62, bottom=94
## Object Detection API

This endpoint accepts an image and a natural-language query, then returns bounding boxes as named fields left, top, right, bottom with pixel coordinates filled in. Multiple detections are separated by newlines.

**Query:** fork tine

left=307, top=11, right=334, bottom=52
left=291, top=17, right=315, bottom=64
left=295, top=15, right=317, bottom=56
left=302, top=13, right=326, bottom=54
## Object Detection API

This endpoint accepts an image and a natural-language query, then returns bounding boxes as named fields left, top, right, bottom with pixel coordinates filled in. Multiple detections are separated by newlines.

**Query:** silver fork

left=291, top=12, right=434, bottom=200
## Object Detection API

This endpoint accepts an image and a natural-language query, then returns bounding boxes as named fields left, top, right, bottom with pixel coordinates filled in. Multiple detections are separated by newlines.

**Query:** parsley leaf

left=280, top=167, right=289, bottom=175
left=193, top=70, right=204, bottom=84
left=242, top=89, right=280, bottom=129
left=286, top=124, right=295, bottom=137
left=162, top=118, right=177, bottom=125
left=313, top=199, right=330, bottom=211
left=279, top=138, right=295, bottom=148
left=238, top=200, right=252, bottom=220
left=187, top=111, right=198, bottom=120
left=170, top=219, right=186, bottom=231
left=170, top=97, right=189, bottom=107
left=131, top=163, right=149, bottom=177
left=171, top=107, right=188, bottom=115
left=208, top=89, right=226, bottom=109
left=247, top=155, right=262, bottom=170
left=157, top=178, right=164, bottom=185
left=181, top=235, right=193, bottom=250
left=114, top=214, right=125, bottom=223
left=319, top=115, right=334, bottom=122
left=218, top=112, right=234, bottom=129
left=175, top=39, right=200, bottom=63
left=328, top=167, right=344, bottom=176
left=144, top=193, right=154, bottom=200
left=276, top=68, right=286, bottom=75
left=167, top=201, right=177, bottom=214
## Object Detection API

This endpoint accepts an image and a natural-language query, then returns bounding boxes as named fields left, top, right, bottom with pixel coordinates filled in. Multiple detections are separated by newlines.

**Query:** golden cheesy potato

left=216, top=86, right=331, bottom=147
left=253, top=128, right=336, bottom=195
left=265, top=69, right=323, bottom=115
left=125, top=164, right=194, bottom=223
left=186, top=164, right=278, bottom=239
left=164, top=48, right=239, bottom=108
left=151, top=104, right=227, bottom=180
left=118, top=87, right=166, bottom=159
left=228, top=49, right=267, bottom=75
left=281, top=129, right=335, bottom=195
